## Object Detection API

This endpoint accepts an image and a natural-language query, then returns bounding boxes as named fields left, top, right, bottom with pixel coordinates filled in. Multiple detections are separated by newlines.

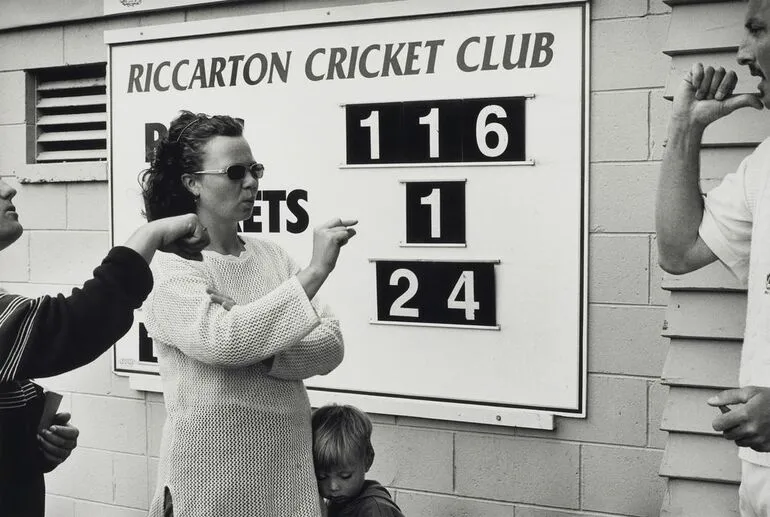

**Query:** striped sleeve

left=0, top=294, right=40, bottom=383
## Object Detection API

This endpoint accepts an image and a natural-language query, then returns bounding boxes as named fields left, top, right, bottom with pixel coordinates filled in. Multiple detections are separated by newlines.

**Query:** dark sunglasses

left=192, top=162, right=264, bottom=180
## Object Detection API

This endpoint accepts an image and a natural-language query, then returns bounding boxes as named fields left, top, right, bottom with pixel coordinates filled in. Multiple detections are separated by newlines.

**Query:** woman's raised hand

left=310, top=218, right=358, bottom=276
left=298, top=218, right=357, bottom=300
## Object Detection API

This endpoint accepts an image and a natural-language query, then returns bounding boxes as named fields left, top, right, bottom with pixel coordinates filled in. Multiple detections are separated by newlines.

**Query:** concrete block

left=455, top=434, right=579, bottom=508
left=0, top=71, right=27, bottom=124
left=0, top=232, right=29, bottom=281
left=46, top=447, right=113, bottom=503
left=369, top=424, right=453, bottom=492
left=649, top=380, right=669, bottom=449
left=287, top=0, right=399, bottom=9
left=649, top=235, right=669, bottom=306
left=518, top=374, right=648, bottom=447
left=74, top=500, right=146, bottom=517
left=0, top=26, right=64, bottom=71
left=29, top=230, right=109, bottom=284
left=589, top=162, right=658, bottom=233
left=590, top=0, right=646, bottom=19
left=67, top=183, right=109, bottom=230
left=64, top=17, right=142, bottom=65
left=0, top=124, right=30, bottom=170
left=591, top=91, right=649, bottom=162
left=148, top=401, right=166, bottom=457
left=396, top=491, right=513, bottom=517
left=581, top=445, right=666, bottom=516
left=592, top=16, right=670, bottom=90
left=13, top=183, right=67, bottom=230
left=148, top=457, right=160, bottom=508
left=589, top=234, right=650, bottom=304
left=138, top=12, right=187, bottom=26
left=114, top=453, right=149, bottom=510
left=45, top=495, right=75, bottom=517
left=185, top=0, right=283, bottom=21
left=71, top=393, right=147, bottom=454
left=650, top=89, right=672, bottom=161
left=1, top=0, right=101, bottom=31
left=588, top=304, right=668, bottom=377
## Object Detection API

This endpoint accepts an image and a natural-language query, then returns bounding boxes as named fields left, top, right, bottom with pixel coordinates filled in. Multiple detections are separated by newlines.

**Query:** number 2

left=389, top=268, right=419, bottom=317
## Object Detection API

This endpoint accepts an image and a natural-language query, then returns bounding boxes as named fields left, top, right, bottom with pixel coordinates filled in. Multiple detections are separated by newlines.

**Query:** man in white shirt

left=656, top=1, right=770, bottom=513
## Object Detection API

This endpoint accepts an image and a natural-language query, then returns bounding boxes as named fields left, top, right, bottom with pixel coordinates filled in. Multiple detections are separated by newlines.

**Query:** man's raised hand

left=673, top=63, right=762, bottom=130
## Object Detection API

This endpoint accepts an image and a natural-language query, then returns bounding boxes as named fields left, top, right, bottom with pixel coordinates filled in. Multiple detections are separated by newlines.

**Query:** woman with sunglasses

left=141, top=111, right=356, bottom=517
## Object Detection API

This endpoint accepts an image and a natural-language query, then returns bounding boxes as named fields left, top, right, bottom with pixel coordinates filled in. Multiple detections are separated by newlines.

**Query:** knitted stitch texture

left=144, top=237, right=344, bottom=517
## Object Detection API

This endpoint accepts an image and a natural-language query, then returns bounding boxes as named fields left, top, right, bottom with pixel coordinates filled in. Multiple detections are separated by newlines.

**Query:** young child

left=312, top=404, right=405, bottom=517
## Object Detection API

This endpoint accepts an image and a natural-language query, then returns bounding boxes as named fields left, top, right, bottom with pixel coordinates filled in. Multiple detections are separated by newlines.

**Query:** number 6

left=476, top=105, right=509, bottom=158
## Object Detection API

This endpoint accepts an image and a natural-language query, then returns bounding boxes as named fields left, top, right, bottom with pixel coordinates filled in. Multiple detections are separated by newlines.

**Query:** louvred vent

left=35, top=63, right=107, bottom=163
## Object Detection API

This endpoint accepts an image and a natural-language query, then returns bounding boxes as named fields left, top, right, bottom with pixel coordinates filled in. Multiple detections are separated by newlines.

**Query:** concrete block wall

left=0, top=1, right=674, bottom=516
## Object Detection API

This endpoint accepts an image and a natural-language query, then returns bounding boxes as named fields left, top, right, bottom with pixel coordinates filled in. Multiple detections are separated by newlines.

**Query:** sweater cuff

left=288, top=275, right=321, bottom=324
left=101, top=246, right=154, bottom=306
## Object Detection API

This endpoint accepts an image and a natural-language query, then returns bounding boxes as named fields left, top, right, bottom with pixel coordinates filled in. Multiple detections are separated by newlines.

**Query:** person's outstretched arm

left=0, top=214, right=209, bottom=381
left=656, top=63, right=761, bottom=274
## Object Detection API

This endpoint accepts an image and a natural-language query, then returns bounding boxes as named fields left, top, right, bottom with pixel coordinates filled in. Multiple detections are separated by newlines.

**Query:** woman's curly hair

left=140, top=110, right=244, bottom=221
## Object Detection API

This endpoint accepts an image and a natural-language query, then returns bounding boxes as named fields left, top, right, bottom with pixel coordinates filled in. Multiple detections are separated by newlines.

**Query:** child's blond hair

left=311, top=404, right=375, bottom=471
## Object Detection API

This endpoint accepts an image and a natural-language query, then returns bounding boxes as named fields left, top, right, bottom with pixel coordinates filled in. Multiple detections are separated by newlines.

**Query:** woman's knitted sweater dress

left=144, top=237, right=344, bottom=517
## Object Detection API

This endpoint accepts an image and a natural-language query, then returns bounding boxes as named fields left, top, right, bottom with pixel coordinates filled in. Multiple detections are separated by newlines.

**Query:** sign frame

left=107, top=0, right=590, bottom=428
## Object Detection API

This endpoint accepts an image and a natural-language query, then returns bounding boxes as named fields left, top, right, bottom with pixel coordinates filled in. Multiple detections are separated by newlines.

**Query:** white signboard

left=109, top=1, right=588, bottom=427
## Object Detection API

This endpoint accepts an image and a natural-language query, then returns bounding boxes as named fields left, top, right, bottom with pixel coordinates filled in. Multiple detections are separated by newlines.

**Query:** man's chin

left=0, top=224, right=23, bottom=252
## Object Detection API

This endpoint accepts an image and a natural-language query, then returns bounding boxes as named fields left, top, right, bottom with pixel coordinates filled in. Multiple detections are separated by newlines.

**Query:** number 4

left=447, top=271, right=479, bottom=320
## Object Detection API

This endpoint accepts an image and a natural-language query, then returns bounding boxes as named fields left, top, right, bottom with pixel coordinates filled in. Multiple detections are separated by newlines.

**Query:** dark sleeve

left=359, top=500, right=406, bottom=517
left=0, top=246, right=153, bottom=381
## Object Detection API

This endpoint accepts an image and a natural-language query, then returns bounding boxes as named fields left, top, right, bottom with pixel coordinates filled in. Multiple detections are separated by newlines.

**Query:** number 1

left=420, top=188, right=441, bottom=238
left=360, top=110, right=380, bottom=160
left=418, top=107, right=439, bottom=158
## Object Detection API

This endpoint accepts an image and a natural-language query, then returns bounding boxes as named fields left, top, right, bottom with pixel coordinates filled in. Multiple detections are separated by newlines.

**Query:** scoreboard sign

left=108, top=0, right=589, bottom=427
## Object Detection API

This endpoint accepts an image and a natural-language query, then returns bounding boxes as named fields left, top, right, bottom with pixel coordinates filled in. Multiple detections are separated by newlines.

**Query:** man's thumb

left=723, top=93, right=764, bottom=114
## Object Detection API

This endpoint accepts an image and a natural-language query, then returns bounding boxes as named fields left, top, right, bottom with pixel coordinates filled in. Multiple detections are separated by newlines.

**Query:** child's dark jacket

left=327, top=480, right=405, bottom=517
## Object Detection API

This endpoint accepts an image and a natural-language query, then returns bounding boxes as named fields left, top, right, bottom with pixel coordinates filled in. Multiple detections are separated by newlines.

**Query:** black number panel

left=404, top=180, right=465, bottom=245
left=374, top=260, right=497, bottom=328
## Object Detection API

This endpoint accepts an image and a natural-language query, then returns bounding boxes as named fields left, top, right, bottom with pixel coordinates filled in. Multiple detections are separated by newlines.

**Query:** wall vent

left=33, top=63, right=107, bottom=163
